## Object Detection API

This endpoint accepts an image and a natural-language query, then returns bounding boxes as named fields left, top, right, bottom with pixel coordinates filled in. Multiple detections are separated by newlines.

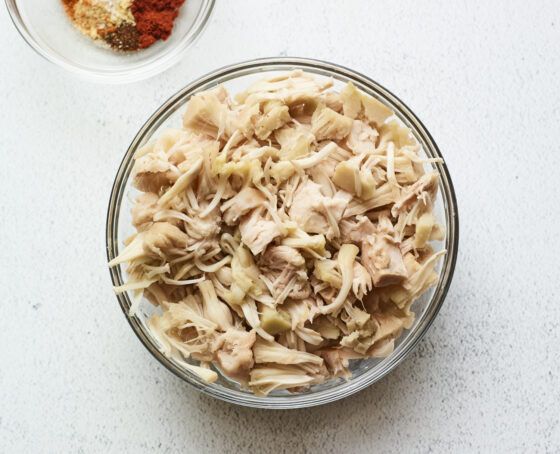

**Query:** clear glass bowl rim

left=106, top=57, right=460, bottom=409
left=4, top=0, right=215, bottom=83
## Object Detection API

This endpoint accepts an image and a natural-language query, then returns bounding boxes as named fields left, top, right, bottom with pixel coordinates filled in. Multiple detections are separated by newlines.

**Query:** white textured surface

left=1, top=0, right=559, bottom=452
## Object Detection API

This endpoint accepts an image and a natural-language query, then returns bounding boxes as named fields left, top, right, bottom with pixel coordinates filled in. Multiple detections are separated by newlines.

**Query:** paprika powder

left=131, top=0, right=186, bottom=49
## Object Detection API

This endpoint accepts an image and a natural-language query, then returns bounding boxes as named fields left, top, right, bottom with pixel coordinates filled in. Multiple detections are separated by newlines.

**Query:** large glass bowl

left=106, top=58, right=459, bottom=408
left=5, top=0, right=214, bottom=83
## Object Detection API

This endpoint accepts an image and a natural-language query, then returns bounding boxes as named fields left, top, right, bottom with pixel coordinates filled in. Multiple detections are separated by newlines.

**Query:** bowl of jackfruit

left=106, top=58, right=459, bottom=408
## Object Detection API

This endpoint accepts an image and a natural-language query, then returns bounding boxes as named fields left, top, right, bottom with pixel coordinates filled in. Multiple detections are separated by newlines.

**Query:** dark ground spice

left=104, top=23, right=140, bottom=51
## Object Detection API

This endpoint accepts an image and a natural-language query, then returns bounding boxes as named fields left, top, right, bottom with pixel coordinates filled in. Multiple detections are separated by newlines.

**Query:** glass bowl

left=5, top=0, right=214, bottom=83
left=106, top=57, right=459, bottom=408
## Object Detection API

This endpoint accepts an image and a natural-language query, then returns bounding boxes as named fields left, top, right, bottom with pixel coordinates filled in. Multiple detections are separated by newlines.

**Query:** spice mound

left=61, top=0, right=186, bottom=52
left=108, top=71, right=447, bottom=395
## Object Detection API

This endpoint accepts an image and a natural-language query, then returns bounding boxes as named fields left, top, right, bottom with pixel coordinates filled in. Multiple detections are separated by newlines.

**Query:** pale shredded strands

left=109, top=71, right=446, bottom=395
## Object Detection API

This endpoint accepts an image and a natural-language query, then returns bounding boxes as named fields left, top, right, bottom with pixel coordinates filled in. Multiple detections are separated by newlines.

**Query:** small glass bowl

left=5, top=0, right=214, bottom=83
left=106, top=58, right=459, bottom=408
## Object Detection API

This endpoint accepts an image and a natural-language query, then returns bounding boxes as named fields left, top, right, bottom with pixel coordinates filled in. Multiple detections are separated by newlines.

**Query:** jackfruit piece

left=361, top=93, right=393, bottom=126
left=380, top=119, right=414, bottom=147
left=414, top=213, right=434, bottom=248
left=333, top=161, right=360, bottom=195
left=261, top=307, right=292, bottom=335
left=320, top=244, right=359, bottom=315
left=333, top=161, right=376, bottom=199
left=212, top=158, right=264, bottom=186
left=255, top=101, right=291, bottom=140
left=311, top=106, right=353, bottom=141
left=253, top=338, right=323, bottom=365
left=182, top=91, right=232, bottom=138
left=313, top=259, right=342, bottom=288
left=275, top=127, right=313, bottom=160
left=340, top=82, right=362, bottom=119
left=429, top=219, right=445, bottom=241
left=359, top=168, right=376, bottom=199
left=269, top=161, right=295, bottom=183
left=343, top=304, right=371, bottom=331
left=312, top=316, right=341, bottom=340
left=388, top=286, right=409, bottom=309
left=225, top=246, right=263, bottom=305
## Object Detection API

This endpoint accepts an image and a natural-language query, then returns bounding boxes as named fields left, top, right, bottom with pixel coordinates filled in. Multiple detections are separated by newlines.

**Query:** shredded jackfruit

left=109, top=71, right=446, bottom=395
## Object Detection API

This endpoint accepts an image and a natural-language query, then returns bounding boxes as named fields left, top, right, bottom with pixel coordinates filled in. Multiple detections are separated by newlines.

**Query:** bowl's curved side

left=106, top=57, right=459, bottom=408
left=5, top=0, right=43, bottom=61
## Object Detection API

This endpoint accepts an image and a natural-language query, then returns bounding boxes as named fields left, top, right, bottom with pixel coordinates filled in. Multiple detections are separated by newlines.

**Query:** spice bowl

left=5, top=0, right=215, bottom=83
left=107, top=58, right=459, bottom=408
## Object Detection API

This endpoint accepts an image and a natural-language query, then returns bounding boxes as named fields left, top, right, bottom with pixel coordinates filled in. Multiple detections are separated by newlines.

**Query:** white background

left=1, top=1, right=559, bottom=452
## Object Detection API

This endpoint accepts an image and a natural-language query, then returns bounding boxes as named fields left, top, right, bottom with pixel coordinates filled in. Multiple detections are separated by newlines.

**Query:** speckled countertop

left=1, top=0, right=559, bottom=452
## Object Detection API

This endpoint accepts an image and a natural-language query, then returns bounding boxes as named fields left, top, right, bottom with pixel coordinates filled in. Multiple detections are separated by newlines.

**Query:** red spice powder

left=131, top=0, right=186, bottom=49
